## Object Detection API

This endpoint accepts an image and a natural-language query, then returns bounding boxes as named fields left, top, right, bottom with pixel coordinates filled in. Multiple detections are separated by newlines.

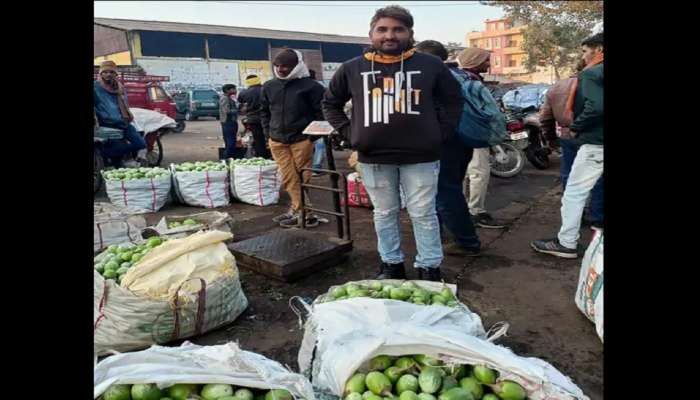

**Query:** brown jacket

left=539, top=77, right=576, bottom=140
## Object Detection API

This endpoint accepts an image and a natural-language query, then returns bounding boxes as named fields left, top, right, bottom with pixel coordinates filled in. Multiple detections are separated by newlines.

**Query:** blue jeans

left=221, top=121, right=242, bottom=159
left=102, top=124, right=146, bottom=166
left=312, top=139, right=326, bottom=169
left=436, top=136, right=481, bottom=250
left=560, top=139, right=604, bottom=223
left=358, top=161, right=443, bottom=269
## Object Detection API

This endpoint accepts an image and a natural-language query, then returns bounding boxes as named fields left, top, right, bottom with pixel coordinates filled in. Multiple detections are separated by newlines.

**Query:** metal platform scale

left=228, top=122, right=353, bottom=282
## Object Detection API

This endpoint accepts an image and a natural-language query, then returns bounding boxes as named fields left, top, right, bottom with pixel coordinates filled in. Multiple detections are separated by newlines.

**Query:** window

left=494, top=56, right=501, bottom=67
left=192, top=90, right=219, bottom=101
left=509, top=59, right=517, bottom=67
left=148, top=86, right=170, bottom=101
left=494, top=38, right=500, bottom=48
left=485, top=39, right=491, bottom=49
left=509, top=40, right=518, bottom=48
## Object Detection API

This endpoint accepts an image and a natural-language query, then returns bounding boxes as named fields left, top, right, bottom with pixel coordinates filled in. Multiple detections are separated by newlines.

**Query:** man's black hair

left=245, top=74, right=258, bottom=80
left=415, top=40, right=448, bottom=61
left=582, top=32, right=604, bottom=48
left=370, top=5, right=414, bottom=30
left=222, top=84, right=237, bottom=92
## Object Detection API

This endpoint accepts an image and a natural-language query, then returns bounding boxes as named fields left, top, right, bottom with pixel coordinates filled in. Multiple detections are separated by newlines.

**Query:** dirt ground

left=97, top=120, right=602, bottom=399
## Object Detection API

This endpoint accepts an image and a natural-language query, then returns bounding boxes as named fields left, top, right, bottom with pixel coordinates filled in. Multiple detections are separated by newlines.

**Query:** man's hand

left=330, top=125, right=351, bottom=150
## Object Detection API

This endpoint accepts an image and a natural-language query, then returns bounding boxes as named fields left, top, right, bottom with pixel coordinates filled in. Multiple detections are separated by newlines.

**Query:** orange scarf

left=564, top=53, right=603, bottom=121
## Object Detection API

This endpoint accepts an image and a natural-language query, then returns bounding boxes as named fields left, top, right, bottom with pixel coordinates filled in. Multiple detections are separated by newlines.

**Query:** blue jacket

left=94, top=81, right=129, bottom=129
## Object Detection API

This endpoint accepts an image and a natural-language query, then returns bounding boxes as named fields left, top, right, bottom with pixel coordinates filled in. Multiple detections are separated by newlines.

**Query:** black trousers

left=249, top=122, right=271, bottom=159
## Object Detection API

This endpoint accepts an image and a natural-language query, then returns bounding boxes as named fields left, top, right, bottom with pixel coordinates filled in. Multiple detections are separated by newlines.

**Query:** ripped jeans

left=358, top=161, right=443, bottom=269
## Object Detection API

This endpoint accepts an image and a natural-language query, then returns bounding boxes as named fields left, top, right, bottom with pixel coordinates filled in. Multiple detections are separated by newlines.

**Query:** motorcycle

left=489, top=112, right=530, bottom=178
left=506, top=106, right=553, bottom=170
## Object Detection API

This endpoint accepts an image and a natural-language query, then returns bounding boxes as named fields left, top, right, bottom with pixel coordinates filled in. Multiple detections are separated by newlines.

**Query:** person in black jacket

left=322, top=6, right=464, bottom=281
left=238, top=74, right=271, bottom=159
left=261, top=49, right=326, bottom=228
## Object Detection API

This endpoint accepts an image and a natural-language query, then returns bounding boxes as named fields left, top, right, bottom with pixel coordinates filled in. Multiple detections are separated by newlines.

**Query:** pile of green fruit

left=174, top=161, right=228, bottom=172
left=101, top=383, right=294, bottom=400
left=321, top=281, right=461, bottom=308
left=104, top=167, right=170, bottom=182
left=94, top=237, right=165, bottom=284
left=168, top=218, right=200, bottom=229
left=230, top=157, right=276, bottom=167
left=344, top=355, right=526, bottom=400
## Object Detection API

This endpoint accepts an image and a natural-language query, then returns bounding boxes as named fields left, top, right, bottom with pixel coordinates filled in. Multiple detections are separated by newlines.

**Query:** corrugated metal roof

left=94, top=18, right=370, bottom=45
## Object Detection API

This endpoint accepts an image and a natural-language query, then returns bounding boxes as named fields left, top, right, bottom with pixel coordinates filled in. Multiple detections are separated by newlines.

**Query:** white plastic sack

left=130, top=107, right=177, bottom=133
left=297, top=298, right=587, bottom=400
left=94, top=232, right=248, bottom=355
left=105, top=174, right=172, bottom=214
left=575, top=229, right=604, bottom=342
left=94, top=342, right=316, bottom=400
left=152, top=211, right=233, bottom=239
left=94, top=203, right=147, bottom=252
left=230, top=162, right=281, bottom=206
left=171, top=163, right=231, bottom=208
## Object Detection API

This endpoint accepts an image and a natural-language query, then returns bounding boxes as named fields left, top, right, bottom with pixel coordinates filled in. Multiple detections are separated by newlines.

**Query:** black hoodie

left=322, top=48, right=464, bottom=164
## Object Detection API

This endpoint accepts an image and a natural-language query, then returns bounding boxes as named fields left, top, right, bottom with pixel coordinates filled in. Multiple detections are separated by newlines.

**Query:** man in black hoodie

left=322, top=5, right=464, bottom=281
left=261, top=49, right=326, bottom=228
left=238, top=74, right=271, bottom=159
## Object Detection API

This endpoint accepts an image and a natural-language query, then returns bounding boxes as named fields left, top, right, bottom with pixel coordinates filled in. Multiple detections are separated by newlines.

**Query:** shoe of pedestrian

left=530, top=238, right=578, bottom=259
left=417, top=267, right=442, bottom=282
left=472, top=213, right=506, bottom=229
left=272, top=210, right=295, bottom=223
left=376, top=262, right=406, bottom=279
left=279, top=214, right=320, bottom=229
left=443, top=242, right=480, bottom=257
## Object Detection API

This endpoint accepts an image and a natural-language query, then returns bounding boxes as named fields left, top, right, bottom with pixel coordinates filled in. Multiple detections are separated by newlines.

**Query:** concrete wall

left=135, top=57, right=241, bottom=92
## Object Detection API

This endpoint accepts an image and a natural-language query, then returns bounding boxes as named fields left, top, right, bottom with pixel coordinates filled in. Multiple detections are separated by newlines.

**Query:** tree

left=481, top=1, right=603, bottom=80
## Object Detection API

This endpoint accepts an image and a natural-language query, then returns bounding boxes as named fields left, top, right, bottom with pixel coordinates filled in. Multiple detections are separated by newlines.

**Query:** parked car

left=172, top=89, right=221, bottom=121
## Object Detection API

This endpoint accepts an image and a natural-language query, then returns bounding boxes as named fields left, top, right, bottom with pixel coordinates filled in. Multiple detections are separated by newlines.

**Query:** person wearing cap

left=238, top=74, right=271, bottom=159
left=93, top=60, right=146, bottom=167
left=456, top=48, right=507, bottom=230
left=260, top=49, right=326, bottom=228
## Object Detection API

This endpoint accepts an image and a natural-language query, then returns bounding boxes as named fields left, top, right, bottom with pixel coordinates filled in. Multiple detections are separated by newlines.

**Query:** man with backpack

left=415, top=40, right=481, bottom=258
left=531, top=33, right=604, bottom=258
left=322, top=5, right=464, bottom=281
left=238, top=74, right=271, bottom=159
left=458, top=48, right=507, bottom=230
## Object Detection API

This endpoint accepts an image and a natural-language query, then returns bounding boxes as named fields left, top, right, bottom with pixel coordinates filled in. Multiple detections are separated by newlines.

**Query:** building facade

left=466, top=18, right=555, bottom=84
left=94, top=18, right=370, bottom=91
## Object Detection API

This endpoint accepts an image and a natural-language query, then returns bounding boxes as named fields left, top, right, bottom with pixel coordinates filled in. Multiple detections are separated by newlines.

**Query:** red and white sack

left=230, top=162, right=281, bottom=206
left=171, top=163, right=231, bottom=208
left=575, top=229, right=604, bottom=342
left=343, top=172, right=372, bottom=208
left=94, top=203, right=147, bottom=253
left=105, top=174, right=172, bottom=214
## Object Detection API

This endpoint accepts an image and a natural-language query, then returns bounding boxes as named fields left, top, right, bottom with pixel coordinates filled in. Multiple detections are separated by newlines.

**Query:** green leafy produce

left=399, top=391, right=419, bottom=400
left=384, top=366, right=404, bottom=384
left=235, top=388, right=255, bottom=400
left=418, top=394, right=437, bottom=400
left=439, top=377, right=458, bottom=394
left=95, top=238, right=165, bottom=281
left=346, top=393, right=364, bottom=400
left=231, top=157, right=277, bottom=167
left=265, top=389, right=293, bottom=400
left=437, top=387, right=474, bottom=400
left=167, top=383, right=199, bottom=400
left=175, top=160, right=228, bottom=172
